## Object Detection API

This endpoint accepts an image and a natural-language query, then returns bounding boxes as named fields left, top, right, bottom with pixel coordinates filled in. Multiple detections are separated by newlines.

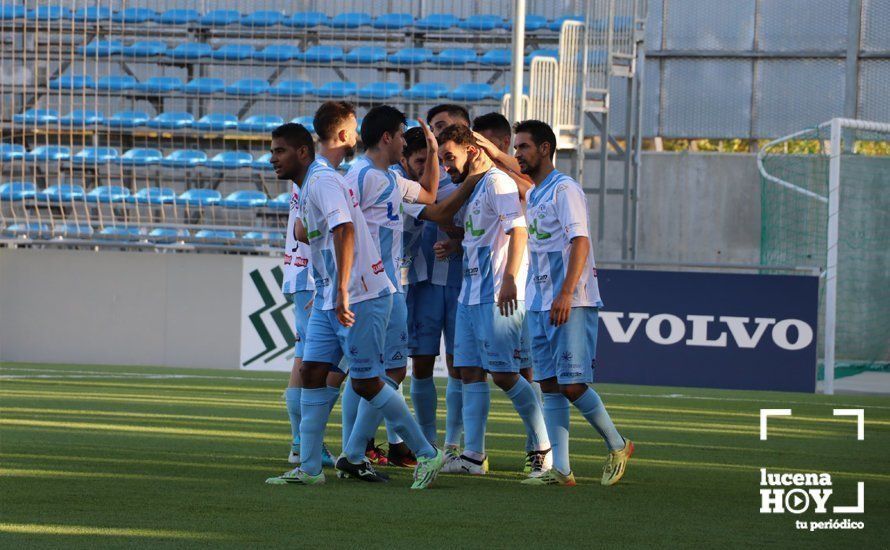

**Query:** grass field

left=1, top=362, right=888, bottom=549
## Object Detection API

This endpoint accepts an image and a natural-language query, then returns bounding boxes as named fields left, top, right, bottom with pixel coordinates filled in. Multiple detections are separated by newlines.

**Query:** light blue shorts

left=528, top=307, right=598, bottom=384
left=407, top=281, right=459, bottom=356
left=291, top=290, right=314, bottom=359
left=386, top=292, right=409, bottom=369
left=302, top=294, right=392, bottom=379
left=453, top=301, right=531, bottom=372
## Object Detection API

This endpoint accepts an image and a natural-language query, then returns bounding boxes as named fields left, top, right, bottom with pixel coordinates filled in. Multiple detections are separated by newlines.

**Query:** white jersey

left=426, top=171, right=464, bottom=288
left=300, top=156, right=394, bottom=310
left=391, top=163, right=428, bottom=286
left=345, top=156, right=423, bottom=294
left=282, top=181, right=315, bottom=295
left=525, top=169, right=603, bottom=311
left=457, top=167, right=529, bottom=306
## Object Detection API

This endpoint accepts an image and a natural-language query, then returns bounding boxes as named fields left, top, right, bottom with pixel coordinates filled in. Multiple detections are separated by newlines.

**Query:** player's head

left=514, top=119, right=557, bottom=177
left=426, top=104, right=470, bottom=137
left=473, top=112, right=512, bottom=154
left=270, top=122, right=315, bottom=181
left=437, top=124, right=479, bottom=184
left=361, top=105, right=407, bottom=165
left=313, top=101, right=358, bottom=156
left=400, top=126, right=427, bottom=181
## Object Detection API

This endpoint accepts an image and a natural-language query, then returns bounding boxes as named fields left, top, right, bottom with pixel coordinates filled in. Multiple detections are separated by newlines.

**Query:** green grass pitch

left=1, top=362, right=887, bottom=548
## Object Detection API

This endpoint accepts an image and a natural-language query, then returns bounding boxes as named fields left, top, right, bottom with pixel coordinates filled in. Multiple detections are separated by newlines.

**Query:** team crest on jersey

left=561, top=351, right=574, bottom=361
left=371, top=260, right=385, bottom=274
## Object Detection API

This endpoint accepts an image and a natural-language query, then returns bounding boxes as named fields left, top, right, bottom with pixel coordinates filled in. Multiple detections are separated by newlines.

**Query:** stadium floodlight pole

left=510, top=0, right=526, bottom=125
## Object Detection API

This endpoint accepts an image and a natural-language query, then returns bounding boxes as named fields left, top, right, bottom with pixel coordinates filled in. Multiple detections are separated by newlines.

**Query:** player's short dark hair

left=514, top=119, right=557, bottom=160
left=361, top=105, right=407, bottom=148
left=437, top=124, right=477, bottom=148
left=402, top=127, right=427, bottom=158
left=473, top=112, right=512, bottom=140
left=271, top=123, right=315, bottom=159
left=426, top=103, right=470, bottom=125
left=313, top=101, right=355, bottom=141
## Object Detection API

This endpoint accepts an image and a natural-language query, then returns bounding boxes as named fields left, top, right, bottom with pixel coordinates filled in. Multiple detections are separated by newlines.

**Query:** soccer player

left=512, top=120, right=633, bottom=487
left=436, top=124, right=552, bottom=478
left=266, top=103, right=444, bottom=489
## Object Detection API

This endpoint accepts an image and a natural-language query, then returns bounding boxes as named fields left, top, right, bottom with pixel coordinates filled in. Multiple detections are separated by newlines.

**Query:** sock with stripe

left=298, top=387, right=333, bottom=476
left=444, top=376, right=464, bottom=447
left=410, top=376, right=438, bottom=444
left=543, top=392, right=572, bottom=475
left=505, top=376, right=551, bottom=451
left=572, top=387, right=624, bottom=451
left=462, top=381, right=490, bottom=456
left=284, top=387, right=301, bottom=446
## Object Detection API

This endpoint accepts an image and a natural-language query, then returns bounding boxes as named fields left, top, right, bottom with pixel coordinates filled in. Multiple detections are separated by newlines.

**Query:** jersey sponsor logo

left=284, top=254, right=293, bottom=264
left=465, top=217, right=484, bottom=237
left=348, top=188, right=359, bottom=207
left=372, top=260, right=385, bottom=274
left=294, top=256, right=308, bottom=267
left=465, top=266, right=479, bottom=277
left=561, top=351, right=574, bottom=361
left=303, top=217, right=321, bottom=239
left=529, top=218, right=552, bottom=240
left=533, top=274, right=549, bottom=283
left=386, top=202, right=400, bottom=221
left=316, top=277, right=331, bottom=287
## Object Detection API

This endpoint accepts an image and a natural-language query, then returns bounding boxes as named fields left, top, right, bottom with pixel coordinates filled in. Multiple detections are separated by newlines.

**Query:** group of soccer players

left=266, top=100, right=633, bottom=489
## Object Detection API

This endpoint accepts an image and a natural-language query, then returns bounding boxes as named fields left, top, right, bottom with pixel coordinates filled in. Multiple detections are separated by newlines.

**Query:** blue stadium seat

left=480, top=48, right=512, bottom=66
left=313, top=81, right=358, bottom=99
left=402, top=82, right=449, bottom=99
left=211, top=44, right=255, bottom=60
left=358, top=82, right=401, bottom=100
left=267, top=193, right=291, bottom=211
left=156, top=9, right=200, bottom=25
left=206, top=152, right=253, bottom=169
left=222, top=190, right=268, bottom=208
left=0, top=143, right=26, bottom=161
left=330, top=12, right=371, bottom=29
left=242, top=10, right=283, bottom=27
left=448, top=83, right=495, bottom=101
left=344, top=46, right=387, bottom=64
left=13, top=109, right=59, bottom=124
left=72, top=6, right=113, bottom=22
left=433, top=48, right=478, bottom=65
left=388, top=47, right=433, bottom=65
left=128, top=187, right=177, bottom=204
left=0, top=5, right=26, bottom=19
left=86, top=185, right=130, bottom=204
left=291, top=116, right=315, bottom=134
left=118, top=148, right=164, bottom=166
left=406, top=119, right=421, bottom=129
left=0, top=182, right=36, bottom=201
left=183, top=78, right=225, bottom=94
left=25, top=146, right=70, bottom=162
left=199, top=10, right=241, bottom=27
left=58, top=110, right=105, bottom=127
left=70, top=147, right=119, bottom=166
left=105, top=111, right=149, bottom=128
left=146, top=112, right=194, bottom=129
left=237, top=115, right=284, bottom=133
left=27, top=6, right=71, bottom=21
left=169, top=43, right=213, bottom=60
left=97, top=226, right=145, bottom=240
left=177, top=189, right=221, bottom=206
left=161, top=150, right=206, bottom=168
left=242, top=231, right=278, bottom=243
left=193, top=113, right=238, bottom=131
left=95, top=75, right=137, bottom=91
left=373, top=13, right=413, bottom=29
left=123, top=41, right=167, bottom=57
left=226, top=79, right=270, bottom=96
left=286, top=12, right=329, bottom=28
left=52, top=223, right=94, bottom=238
left=302, top=45, right=343, bottom=63
left=494, top=84, right=527, bottom=99
left=135, top=76, right=183, bottom=93
left=195, top=229, right=237, bottom=243
left=459, top=14, right=504, bottom=31
left=3, top=222, right=50, bottom=239
left=526, top=49, right=558, bottom=64
left=111, top=8, right=156, bottom=24
left=415, top=13, right=459, bottom=30
left=78, top=40, right=124, bottom=56
left=252, top=153, right=273, bottom=170
left=270, top=80, right=313, bottom=97
left=548, top=15, right=584, bottom=31
left=49, top=75, right=95, bottom=90
left=37, top=184, right=86, bottom=204
left=253, top=44, right=301, bottom=62
left=505, top=14, right=547, bottom=31
left=149, top=227, right=190, bottom=243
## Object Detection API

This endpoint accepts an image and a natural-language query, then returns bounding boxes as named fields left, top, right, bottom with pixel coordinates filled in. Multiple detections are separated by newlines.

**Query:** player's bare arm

left=332, top=222, right=356, bottom=327
left=498, top=226, right=527, bottom=317
left=550, top=236, right=590, bottom=327
left=412, top=119, right=440, bottom=204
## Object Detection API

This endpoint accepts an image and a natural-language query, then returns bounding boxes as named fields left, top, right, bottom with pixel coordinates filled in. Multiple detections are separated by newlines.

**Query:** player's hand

left=418, top=118, right=438, bottom=153
left=434, top=238, right=460, bottom=259
left=466, top=146, right=489, bottom=178
left=549, top=291, right=573, bottom=326
left=498, top=276, right=518, bottom=317
left=472, top=131, right=500, bottom=160
left=336, top=291, right=355, bottom=327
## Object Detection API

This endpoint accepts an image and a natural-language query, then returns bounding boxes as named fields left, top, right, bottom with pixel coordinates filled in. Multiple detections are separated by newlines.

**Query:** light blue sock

left=543, top=392, right=571, bottom=475
left=462, top=381, right=490, bottom=456
left=298, top=388, right=333, bottom=476
left=525, top=382, right=543, bottom=452
left=383, top=376, right=403, bottom=444
left=369, top=384, right=436, bottom=459
left=505, top=376, right=551, bottom=451
left=344, top=397, right=384, bottom=463
left=326, top=385, right=340, bottom=415
left=340, top=381, right=361, bottom=452
left=445, top=376, right=464, bottom=447
left=285, top=387, right=301, bottom=445
left=573, top=387, right=624, bottom=451
left=410, top=376, right=438, bottom=444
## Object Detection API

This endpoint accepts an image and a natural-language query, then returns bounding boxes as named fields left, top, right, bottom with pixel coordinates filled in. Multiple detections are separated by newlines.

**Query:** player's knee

left=411, top=357, right=435, bottom=379
left=299, top=362, right=328, bottom=388
left=459, top=367, right=486, bottom=383
left=491, top=371, right=519, bottom=390
left=386, top=367, right=407, bottom=385
left=539, top=378, right=559, bottom=393
left=519, top=367, right=534, bottom=383
left=350, top=377, right=383, bottom=399
left=560, top=383, right=587, bottom=401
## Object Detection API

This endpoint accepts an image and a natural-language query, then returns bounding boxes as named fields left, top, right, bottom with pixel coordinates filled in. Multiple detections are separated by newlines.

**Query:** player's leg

left=408, top=281, right=443, bottom=446
left=442, top=285, right=463, bottom=454
left=285, top=290, right=314, bottom=464
left=518, top=321, right=540, bottom=472
left=382, top=295, right=414, bottom=465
